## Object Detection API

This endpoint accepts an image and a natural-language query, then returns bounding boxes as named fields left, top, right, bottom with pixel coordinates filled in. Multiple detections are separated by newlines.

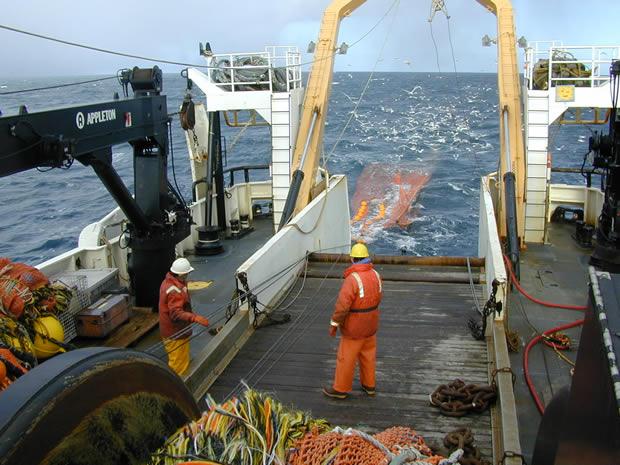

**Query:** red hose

left=524, top=319, right=585, bottom=414
left=503, top=255, right=587, bottom=311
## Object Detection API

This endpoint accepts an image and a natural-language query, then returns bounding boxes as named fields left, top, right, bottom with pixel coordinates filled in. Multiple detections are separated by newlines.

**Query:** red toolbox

left=76, top=294, right=130, bottom=338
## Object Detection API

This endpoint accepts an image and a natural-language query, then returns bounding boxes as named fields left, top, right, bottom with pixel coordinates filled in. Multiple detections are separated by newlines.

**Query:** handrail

left=224, top=164, right=270, bottom=187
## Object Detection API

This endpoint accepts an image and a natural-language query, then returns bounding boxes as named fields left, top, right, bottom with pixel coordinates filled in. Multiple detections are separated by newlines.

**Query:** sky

left=0, top=0, right=619, bottom=77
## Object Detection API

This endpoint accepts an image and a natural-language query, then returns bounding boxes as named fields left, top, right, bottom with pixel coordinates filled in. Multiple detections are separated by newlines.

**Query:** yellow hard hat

left=33, top=315, right=65, bottom=360
left=350, top=242, right=369, bottom=258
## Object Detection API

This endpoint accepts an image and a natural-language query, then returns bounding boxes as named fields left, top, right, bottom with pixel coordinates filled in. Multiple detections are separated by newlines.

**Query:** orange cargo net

left=289, top=426, right=445, bottom=465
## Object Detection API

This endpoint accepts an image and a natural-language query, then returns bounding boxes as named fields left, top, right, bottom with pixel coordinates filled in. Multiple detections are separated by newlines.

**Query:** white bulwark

left=522, top=42, right=620, bottom=243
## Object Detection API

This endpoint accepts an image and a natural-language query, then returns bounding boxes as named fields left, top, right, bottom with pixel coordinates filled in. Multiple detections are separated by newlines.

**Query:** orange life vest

left=331, top=262, right=382, bottom=339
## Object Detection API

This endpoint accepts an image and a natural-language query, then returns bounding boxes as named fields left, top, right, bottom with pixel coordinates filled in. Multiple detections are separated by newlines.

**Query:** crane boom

left=476, top=0, right=525, bottom=242
left=290, top=0, right=367, bottom=217
left=286, top=0, right=525, bottom=246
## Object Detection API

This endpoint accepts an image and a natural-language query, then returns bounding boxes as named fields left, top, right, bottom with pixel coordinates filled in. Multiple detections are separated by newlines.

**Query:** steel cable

left=224, top=253, right=343, bottom=400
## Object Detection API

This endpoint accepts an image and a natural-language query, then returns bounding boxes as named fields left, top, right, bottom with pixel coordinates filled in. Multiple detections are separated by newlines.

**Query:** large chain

left=443, top=428, right=491, bottom=465
left=430, top=379, right=497, bottom=417
left=468, top=279, right=502, bottom=341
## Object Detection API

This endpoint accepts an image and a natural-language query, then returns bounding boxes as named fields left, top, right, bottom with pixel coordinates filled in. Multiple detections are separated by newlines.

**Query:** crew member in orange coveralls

left=159, top=257, right=210, bottom=376
left=323, top=243, right=383, bottom=399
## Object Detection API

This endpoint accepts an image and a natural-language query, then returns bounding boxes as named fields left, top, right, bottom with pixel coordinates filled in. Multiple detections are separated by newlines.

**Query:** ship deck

left=136, top=215, right=275, bottom=360
left=511, top=222, right=590, bottom=462
left=207, top=259, right=494, bottom=458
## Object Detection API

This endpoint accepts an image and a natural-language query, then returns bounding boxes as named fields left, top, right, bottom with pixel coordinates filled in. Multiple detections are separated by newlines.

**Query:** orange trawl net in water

left=289, top=426, right=445, bottom=465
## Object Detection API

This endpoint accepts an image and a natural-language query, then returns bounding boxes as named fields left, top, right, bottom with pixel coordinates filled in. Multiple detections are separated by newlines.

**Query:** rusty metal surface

left=306, top=262, right=481, bottom=284
left=309, top=253, right=485, bottom=267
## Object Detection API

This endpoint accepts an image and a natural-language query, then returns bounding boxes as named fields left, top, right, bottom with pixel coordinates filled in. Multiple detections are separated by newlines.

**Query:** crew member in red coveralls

left=323, top=243, right=383, bottom=399
left=159, top=257, right=210, bottom=376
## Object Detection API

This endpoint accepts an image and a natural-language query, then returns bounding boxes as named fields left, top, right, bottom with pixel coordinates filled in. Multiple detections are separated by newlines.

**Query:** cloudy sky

left=0, top=0, right=618, bottom=77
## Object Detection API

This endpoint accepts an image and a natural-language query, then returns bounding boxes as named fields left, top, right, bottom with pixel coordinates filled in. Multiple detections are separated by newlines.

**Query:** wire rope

left=146, top=243, right=350, bottom=356
left=0, top=5, right=399, bottom=73
left=224, top=253, right=343, bottom=400
left=0, top=75, right=118, bottom=96
left=324, top=0, right=401, bottom=164
left=428, top=22, right=442, bottom=73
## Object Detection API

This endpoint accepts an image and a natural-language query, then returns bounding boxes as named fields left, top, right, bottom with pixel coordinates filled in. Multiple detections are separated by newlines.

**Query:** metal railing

left=224, top=164, right=270, bottom=187
left=205, top=46, right=302, bottom=93
left=525, top=42, right=620, bottom=90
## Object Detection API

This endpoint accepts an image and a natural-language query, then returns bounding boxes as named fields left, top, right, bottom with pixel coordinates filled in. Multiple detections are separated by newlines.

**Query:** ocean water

left=0, top=72, right=592, bottom=263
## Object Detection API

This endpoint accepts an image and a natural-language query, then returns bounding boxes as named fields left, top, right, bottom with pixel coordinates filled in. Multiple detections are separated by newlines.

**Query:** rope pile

left=150, top=388, right=329, bottom=465
left=430, top=379, right=497, bottom=417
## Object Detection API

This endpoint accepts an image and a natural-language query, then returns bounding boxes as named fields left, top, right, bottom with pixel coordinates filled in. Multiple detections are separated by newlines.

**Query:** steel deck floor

left=207, top=267, right=493, bottom=458
left=510, top=223, right=590, bottom=462
left=136, top=216, right=275, bottom=362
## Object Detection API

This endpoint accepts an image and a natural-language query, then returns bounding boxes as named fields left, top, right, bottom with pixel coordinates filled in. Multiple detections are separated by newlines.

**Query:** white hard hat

left=170, top=257, right=194, bottom=275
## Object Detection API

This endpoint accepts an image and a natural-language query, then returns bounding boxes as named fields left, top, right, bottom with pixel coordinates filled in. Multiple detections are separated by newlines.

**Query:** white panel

left=272, top=149, right=290, bottom=162
left=527, top=190, right=547, bottom=204
left=239, top=176, right=351, bottom=310
left=272, top=176, right=291, bottom=188
left=271, top=99, right=289, bottom=112
left=527, top=138, right=548, bottom=152
left=525, top=217, right=545, bottom=230
left=272, top=112, right=290, bottom=125
left=525, top=229, right=544, bottom=243
left=527, top=164, right=547, bottom=178
left=271, top=163, right=290, bottom=175
left=527, top=98, right=549, bottom=111
left=528, top=178, right=547, bottom=191
left=272, top=125, right=290, bottom=138
left=526, top=204, right=545, bottom=218
left=527, top=151, right=548, bottom=165
left=272, top=138, right=290, bottom=150
left=528, top=111, right=549, bottom=125
left=527, top=125, right=549, bottom=138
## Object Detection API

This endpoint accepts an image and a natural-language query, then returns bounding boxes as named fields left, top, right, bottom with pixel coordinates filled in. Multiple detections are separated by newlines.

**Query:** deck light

left=481, top=34, right=496, bottom=47
left=338, top=42, right=349, bottom=55
left=307, top=41, right=316, bottom=53
left=518, top=36, right=528, bottom=48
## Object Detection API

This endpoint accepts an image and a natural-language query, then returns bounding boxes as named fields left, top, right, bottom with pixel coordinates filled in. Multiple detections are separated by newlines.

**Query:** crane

left=280, top=0, right=525, bottom=249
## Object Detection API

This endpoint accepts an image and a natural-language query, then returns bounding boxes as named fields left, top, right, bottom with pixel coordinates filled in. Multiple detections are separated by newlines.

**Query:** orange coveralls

left=159, top=272, right=197, bottom=375
left=330, top=262, right=383, bottom=393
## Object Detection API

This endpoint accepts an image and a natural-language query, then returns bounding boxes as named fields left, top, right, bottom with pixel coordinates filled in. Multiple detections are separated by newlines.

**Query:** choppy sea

left=0, top=72, right=592, bottom=264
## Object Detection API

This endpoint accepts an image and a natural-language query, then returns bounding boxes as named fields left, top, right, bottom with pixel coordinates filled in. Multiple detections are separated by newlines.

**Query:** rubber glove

left=193, top=315, right=210, bottom=327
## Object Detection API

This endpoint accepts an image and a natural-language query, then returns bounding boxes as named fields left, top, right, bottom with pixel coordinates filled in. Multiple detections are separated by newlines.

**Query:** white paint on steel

left=237, top=175, right=351, bottom=323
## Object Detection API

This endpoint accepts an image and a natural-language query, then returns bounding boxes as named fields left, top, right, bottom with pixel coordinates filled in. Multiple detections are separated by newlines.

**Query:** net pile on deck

left=0, top=257, right=73, bottom=389
left=150, top=388, right=463, bottom=465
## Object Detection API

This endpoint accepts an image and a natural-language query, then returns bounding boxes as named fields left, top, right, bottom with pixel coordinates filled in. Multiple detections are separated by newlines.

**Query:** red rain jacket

left=159, top=272, right=197, bottom=339
left=330, top=262, right=383, bottom=339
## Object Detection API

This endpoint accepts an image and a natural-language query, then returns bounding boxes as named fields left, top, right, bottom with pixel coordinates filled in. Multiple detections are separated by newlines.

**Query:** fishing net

left=209, top=56, right=292, bottom=92
left=0, top=258, right=76, bottom=389
left=532, top=50, right=592, bottom=90
left=289, top=426, right=446, bottom=465
left=150, top=388, right=453, bottom=465
left=351, top=164, right=430, bottom=238
left=149, top=388, right=330, bottom=465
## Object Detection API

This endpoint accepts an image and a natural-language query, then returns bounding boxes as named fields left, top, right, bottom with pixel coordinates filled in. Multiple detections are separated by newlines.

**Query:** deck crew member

left=159, top=257, right=210, bottom=376
left=323, top=243, right=383, bottom=399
